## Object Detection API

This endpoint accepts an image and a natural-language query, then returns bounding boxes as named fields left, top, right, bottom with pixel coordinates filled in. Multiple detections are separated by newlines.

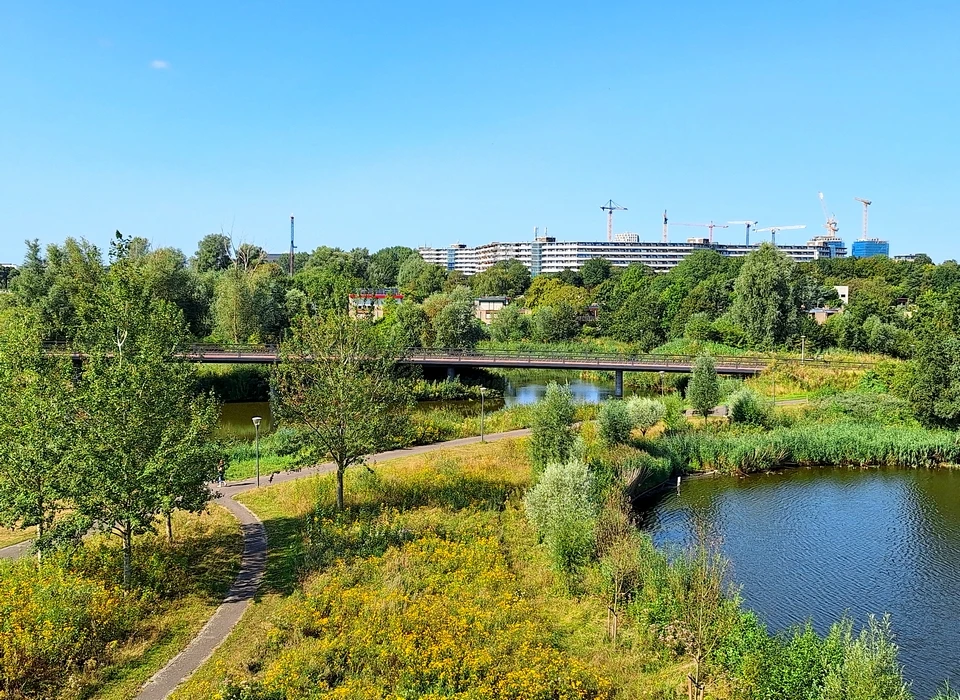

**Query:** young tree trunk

left=336, top=465, right=345, bottom=511
left=36, top=520, right=44, bottom=565
left=166, top=512, right=173, bottom=543
left=122, top=522, right=132, bottom=589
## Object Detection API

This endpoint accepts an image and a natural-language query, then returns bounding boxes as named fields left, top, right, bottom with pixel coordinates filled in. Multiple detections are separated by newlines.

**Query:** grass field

left=0, top=524, right=35, bottom=549
left=172, top=438, right=693, bottom=699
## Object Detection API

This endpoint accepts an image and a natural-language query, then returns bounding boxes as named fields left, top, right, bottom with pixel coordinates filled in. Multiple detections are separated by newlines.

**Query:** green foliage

left=274, top=313, right=412, bottom=509
left=816, top=391, right=913, bottom=425
left=528, top=382, right=576, bottom=472
left=430, top=286, right=485, bottom=348
left=0, top=310, right=78, bottom=551
left=820, top=617, right=911, bottom=700
left=580, top=257, right=613, bottom=288
left=524, top=460, right=597, bottom=578
left=397, top=254, right=446, bottom=302
left=530, top=303, right=580, bottom=342
left=730, top=243, right=804, bottom=347
left=470, top=258, right=531, bottom=297
left=192, top=233, right=233, bottom=273
left=489, top=302, right=529, bottom=342
left=626, top=397, right=666, bottom=435
left=728, top=388, right=771, bottom=426
left=598, top=399, right=633, bottom=446
left=687, top=354, right=720, bottom=420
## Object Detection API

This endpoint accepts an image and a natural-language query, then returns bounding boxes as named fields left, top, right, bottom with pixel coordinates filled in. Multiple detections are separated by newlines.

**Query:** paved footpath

left=134, top=428, right=531, bottom=700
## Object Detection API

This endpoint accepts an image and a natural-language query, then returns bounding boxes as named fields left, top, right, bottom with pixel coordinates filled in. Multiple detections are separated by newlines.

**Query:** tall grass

left=652, top=422, right=960, bottom=474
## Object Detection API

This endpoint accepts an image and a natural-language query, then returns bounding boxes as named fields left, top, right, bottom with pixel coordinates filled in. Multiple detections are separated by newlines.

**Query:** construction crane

left=672, top=221, right=729, bottom=243
left=753, top=225, right=806, bottom=246
left=662, top=210, right=669, bottom=243
left=600, top=200, right=627, bottom=242
left=818, top=192, right=839, bottom=237
left=729, top=220, right=758, bottom=245
left=854, top=197, right=872, bottom=239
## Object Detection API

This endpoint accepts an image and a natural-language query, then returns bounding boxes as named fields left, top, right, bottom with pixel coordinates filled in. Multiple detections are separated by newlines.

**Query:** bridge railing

left=45, top=342, right=878, bottom=371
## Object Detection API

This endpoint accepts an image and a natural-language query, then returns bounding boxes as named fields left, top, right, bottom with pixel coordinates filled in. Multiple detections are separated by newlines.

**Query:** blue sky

left=2, top=1, right=958, bottom=263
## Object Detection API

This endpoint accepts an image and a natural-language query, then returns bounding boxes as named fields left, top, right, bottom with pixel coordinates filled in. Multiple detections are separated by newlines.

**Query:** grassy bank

left=222, top=403, right=599, bottom=480
left=0, top=506, right=242, bottom=700
left=0, top=525, right=35, bottom=549
left=171, top=439, right=699, bottom=699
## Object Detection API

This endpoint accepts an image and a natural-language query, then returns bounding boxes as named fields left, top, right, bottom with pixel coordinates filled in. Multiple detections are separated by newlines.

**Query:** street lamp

left=479, top=387, right=486, bottom=443
left=659, top=371, right=665, bottom=398
left=800, top=335, right=806, bottom=362
left=252, top=416, right=262, bottom=488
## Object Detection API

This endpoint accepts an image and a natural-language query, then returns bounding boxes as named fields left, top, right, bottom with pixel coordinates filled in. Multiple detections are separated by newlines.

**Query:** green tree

left=471, top=259, right=531, bottom=298
left=598, top=399, right=632, bottom=446
left=274, top=313, right=411, bottom=510
left=398, top=255, right=446, bottom=302
left=580, top=257, right=613, bottom=288
left=431, top=287, right=484, bottom=348
left=626, top=397, right=666, bottom=436
left=530, top=304, right=579, bottom=342
left=75, top=234, right=221, bottom=587
left=687, top=354, right=719, bottom=421
left=730, top=243, right=802, bottom=347
left=529, top=382, right=576, bottom=472
left=369, top=246, right=417, bottom=287
left=0, top=310, right=78, bottom=557
left=489, top=303, right=529, bottom=342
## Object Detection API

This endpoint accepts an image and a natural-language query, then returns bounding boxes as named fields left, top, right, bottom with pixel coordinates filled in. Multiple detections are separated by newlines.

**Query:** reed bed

left=655, top=422, right=960, bottom=474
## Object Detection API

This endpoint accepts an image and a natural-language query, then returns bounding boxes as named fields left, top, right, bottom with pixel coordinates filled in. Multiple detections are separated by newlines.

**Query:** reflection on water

left=216, top=372, right=628, bottom=437
left=637, top=467, right=960, bottom=697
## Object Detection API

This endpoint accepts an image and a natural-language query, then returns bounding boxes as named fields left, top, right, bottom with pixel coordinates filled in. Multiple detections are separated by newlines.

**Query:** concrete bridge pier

left=614, top=369, right=624, bottom=398
left=447, top=366, right=457, bottom=381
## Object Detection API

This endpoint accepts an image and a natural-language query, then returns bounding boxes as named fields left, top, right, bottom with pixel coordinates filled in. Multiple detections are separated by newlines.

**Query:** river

left=217, top=372, right=630, bottom=438
left=637, top=467, right=960, bottom=697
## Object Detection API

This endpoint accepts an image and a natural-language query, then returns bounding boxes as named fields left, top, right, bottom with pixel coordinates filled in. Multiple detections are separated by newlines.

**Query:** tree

left=489, top=303, right=529, bottom=342
left=274, top=313, right=411, bottom=510
left=75, top=233, right=221, bottom=587
left=369, top=246, right=417, bottom=287
left=604, top=289, right=666, bottom=349
left=0, top=310, right=78, bottom=558
left=687, top=355, right=720, bottom=422
left=431, top=287, right=485, bottom=348
left=398, top=255, right=446, bottom=302
left=530, top=304, right=579, bottom=342
left=598, top=399, right=632, bottom=446
left=192, top=233, right=233, bottom=272
left=580, top=257, right=613, bottom=288
left=529, top=382, right=576, bottom=472
left=730, top=244, right=802, bottom=347
left=626, top=397, right=666, bottom=436
left=471, top=259, right=531, bottom=298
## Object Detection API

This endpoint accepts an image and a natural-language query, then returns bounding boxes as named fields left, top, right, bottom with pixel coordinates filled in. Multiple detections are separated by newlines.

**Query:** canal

left=638, top=466, right=960, bottom=697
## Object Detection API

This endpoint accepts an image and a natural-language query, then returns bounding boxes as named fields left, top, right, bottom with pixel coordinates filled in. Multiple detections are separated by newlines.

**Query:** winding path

left=134, top=428, right=531, bottom=699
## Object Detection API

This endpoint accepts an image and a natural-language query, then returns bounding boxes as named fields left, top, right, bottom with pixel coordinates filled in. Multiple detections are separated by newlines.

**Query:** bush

left=816, top=391, right=914, bottom=426
left=687, top=355, right=720, bottom=420
left=598, top=399, right=632, bottom=446
left=727, top=389, right=770, bottom=426
left=524, top=460, right=597, bottom=578
left=0, top=561, right=139, bottom=697
left=626, top=397, right=666, bottom=436
left=528, top=383, right=576, bottom=472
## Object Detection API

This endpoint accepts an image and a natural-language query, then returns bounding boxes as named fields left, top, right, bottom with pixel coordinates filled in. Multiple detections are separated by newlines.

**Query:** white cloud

left=150, top=59, right=170, bottom=70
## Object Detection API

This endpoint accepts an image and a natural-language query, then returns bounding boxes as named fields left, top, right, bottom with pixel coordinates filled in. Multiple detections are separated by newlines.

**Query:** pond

left=216, top=371, right=643, bottom=438
left=637, top=467, right=960, bottom=697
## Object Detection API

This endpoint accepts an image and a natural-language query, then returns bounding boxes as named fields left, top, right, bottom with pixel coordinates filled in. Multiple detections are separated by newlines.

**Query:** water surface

left=638, top=467, right=960, bottom=697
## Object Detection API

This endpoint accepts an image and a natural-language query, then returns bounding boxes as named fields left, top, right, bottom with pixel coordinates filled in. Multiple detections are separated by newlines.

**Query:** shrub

left=528, top=383, right=576, bottom=472
left=687, top=355, right=720, bottom=420
left=598, top=399, right=632, bottom=446
left=626, top=397, right=666, bottom=436
left=0, top=562, right=138, bottom=697
left=728, top=389, right=770, bottom=426
left=661, top=393, right=688, bottom=433
left=524, top=460, right=596, bottom=578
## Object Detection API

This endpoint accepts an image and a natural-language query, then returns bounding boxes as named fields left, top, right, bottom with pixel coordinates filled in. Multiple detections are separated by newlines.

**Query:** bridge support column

left=447, top=366, right=456, bottom=381
left=614, top=370, right=624, bottom=398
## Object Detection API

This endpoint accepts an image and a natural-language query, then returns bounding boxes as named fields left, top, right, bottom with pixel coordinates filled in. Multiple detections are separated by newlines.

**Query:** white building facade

left=418, top=236, right=846, bottom=276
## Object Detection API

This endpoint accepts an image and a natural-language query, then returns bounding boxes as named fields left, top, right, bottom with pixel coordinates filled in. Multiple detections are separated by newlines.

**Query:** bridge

left=180, top=345, right=873, bottom=397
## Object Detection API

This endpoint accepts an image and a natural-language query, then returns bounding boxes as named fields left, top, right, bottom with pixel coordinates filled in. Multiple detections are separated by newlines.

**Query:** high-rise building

left=851, top=239, right=890, bottom=258
left=418, top=235, right=846, bottom=276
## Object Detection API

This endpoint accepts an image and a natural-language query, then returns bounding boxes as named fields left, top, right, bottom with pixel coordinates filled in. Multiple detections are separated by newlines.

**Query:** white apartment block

left=418, top=236, right=846, bottom=276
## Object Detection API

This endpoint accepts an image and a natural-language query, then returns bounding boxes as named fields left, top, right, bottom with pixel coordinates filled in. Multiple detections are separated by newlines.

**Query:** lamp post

left=479, top=387, right=486, bottom=443
left=800, top=335, right=806, bottom=362
left=252, top=416, right=262, bottom=488
left=659, top=370, right=665, bottom=398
